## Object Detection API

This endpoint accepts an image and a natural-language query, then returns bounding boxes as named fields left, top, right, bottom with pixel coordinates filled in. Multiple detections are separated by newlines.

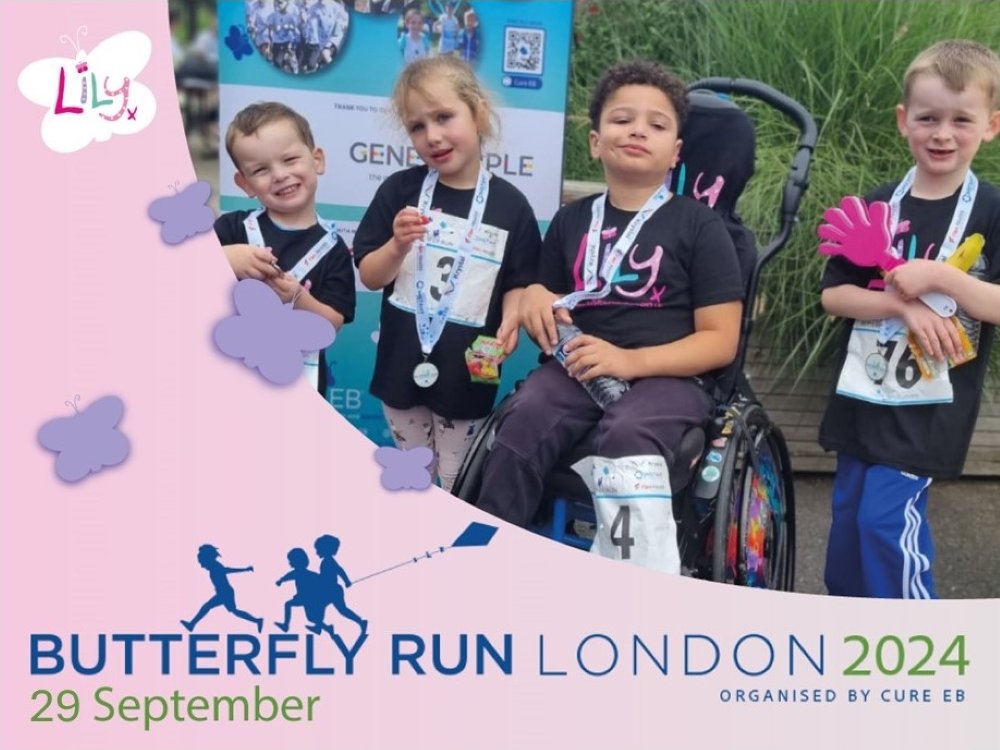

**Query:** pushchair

left=453, top=78, right=817, bottom=591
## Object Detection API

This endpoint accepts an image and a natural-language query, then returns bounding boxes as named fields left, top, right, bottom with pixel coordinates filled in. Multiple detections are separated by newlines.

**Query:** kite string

left=353, top=546, right=450, bottom=585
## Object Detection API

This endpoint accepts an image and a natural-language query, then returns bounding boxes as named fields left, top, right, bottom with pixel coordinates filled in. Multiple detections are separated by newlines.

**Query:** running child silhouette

left=181, top=545, right=263, bottom=632
left=274, top=547, right=330, bottom=634
left=314, top=534, right=367, bottom=635
left=353, top=56, right=541, bottom=492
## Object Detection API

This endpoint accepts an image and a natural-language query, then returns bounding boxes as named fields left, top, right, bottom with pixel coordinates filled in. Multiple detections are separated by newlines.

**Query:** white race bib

left=389, top=208, right=508, bottom=327
left=573, top=454, right=680, bottom=574
left=836, top=321, right=952, bottom=405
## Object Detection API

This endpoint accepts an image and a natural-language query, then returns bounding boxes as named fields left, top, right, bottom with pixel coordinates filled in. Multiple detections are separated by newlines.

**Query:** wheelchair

left=453, top=78, right=817, bottom=591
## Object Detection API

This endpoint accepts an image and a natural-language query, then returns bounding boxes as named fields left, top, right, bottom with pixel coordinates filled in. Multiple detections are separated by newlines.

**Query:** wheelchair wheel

left=451, top=401, right=503, bottom=503
left=711, top=403, right=795, bottom=590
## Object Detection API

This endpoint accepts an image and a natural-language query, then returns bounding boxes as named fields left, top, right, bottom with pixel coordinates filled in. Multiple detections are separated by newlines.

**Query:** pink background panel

left=2, top=2, right=999, bottom=749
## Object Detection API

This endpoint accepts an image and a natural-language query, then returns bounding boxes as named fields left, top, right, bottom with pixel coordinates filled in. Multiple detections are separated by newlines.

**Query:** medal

left=412, top=163, right=490, bottom=383
left=413, top=360, right=439, bottom=388
left=864, top=351, right=888, bottom=382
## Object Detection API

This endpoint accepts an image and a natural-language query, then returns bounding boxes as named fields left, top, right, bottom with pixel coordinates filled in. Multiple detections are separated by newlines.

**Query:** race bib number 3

left=390, top=208, right=508, bottom=327
left=836, top=321, right=953, bottom=405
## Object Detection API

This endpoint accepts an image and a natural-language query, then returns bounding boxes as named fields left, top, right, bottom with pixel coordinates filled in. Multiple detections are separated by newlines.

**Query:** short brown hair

left=391, top=55, right=497, bottom=140
left=589, top=60, right=688, bottom=132
left=903, top=39, right=1000, bottom=109
left=225, top=102, right=316, bottom=171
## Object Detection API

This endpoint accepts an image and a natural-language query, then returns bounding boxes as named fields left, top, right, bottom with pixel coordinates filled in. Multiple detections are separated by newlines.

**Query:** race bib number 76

left=835, top=321, right=952, bottom=405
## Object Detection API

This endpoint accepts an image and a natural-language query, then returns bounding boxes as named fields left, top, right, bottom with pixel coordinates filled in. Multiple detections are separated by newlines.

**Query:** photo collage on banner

left=218, top=0, right=573, bottom=443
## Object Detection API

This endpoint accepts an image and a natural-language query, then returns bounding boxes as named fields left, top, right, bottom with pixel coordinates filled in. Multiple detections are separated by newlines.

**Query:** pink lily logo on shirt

left=17, top=26, right=157, bottom=153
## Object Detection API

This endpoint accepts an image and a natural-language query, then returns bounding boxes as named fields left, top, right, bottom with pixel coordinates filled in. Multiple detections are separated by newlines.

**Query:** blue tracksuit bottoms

left=825, top=452, right=936, bottom=599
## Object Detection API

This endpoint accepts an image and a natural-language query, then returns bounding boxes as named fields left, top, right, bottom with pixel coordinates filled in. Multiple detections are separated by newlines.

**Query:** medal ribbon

left=413, top=163, right=490, bottom=358
left=554, top=185, right=671, bottom=311
left=243, top=208, right=338, bottom=282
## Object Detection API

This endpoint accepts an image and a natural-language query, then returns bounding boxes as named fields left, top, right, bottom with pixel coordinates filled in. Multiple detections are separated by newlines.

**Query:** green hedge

left=567, top=0, right=1000, bottom=379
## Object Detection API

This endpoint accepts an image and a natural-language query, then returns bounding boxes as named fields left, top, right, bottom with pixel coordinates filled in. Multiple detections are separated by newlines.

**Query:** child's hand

left=496, top=316, right=519, bottom=361
left=520, top=285, right=571, bottom=356
left=391, top=207, right=427, bottom=253
left=900, top=297, right=963, bottom=361
left=885, top=259, right=945, bottom=301
left=265, top=273, right=307, bottom=304
left=224, top=243, right=281, bottom=281
left=561, top=335, right=635, bottom=381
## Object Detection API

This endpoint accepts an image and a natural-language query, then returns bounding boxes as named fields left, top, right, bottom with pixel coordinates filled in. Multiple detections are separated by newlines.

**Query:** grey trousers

left=477, top=359, right=713, bottom=526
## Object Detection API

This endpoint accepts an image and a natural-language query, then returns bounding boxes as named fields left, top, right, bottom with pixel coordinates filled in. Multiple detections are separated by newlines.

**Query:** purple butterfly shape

left=148, top=180, right=215, bottom=245
left=213, top=279, right=335, bottom=385
left=374, top=446, right=435, bottom=491
left=37, top=395, right=131, bottom=483
left=225, top=24, right=253, bottom=61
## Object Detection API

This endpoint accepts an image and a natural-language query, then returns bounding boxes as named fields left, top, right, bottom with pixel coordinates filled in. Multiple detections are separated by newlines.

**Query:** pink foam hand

left=817, top=196, right=902, bottom=271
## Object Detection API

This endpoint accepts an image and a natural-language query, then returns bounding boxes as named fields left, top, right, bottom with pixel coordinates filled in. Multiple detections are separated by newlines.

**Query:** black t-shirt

left=214, top=209, right=357, bottom=393
left=352, top=166, right=541, bottom=420
left=820, top=179, right=1000, bottom=477
left=539, top=193, right=743, bottom=349
left=214, top=209, right=357, bottom=322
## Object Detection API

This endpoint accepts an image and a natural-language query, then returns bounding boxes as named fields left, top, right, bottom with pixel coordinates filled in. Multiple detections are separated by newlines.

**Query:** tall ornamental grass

left=568, top=0, right=1000, bottom=380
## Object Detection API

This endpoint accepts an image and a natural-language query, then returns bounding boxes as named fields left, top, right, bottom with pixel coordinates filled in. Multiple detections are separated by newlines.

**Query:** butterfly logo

left=225, top=24, right=254, bottom=61
left=213, top=279, right=336, bottom=386
left=374, top=446, right=434, bottom=491
left=37, top=395, right=131, bottom=483
left=17, top=27, right=156, bottom=153
left=148, top=180, right=215, bottom=245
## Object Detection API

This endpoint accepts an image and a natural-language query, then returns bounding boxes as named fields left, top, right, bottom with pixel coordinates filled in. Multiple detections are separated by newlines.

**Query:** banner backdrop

left=5, top=3, right=1000, bottom=750
left=218, top=0, right=574, bottom=443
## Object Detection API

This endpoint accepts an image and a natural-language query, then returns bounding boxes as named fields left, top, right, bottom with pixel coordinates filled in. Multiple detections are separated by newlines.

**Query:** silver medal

left=413, top=361, right=439, bottom=388
left=865, top=351, right=888, bottom=382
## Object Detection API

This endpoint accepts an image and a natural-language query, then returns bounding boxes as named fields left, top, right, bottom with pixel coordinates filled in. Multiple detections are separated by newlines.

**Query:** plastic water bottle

left=553, top=322, right=630, bottom=409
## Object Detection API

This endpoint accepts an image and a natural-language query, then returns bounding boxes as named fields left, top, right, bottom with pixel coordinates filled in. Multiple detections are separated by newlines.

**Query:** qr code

left=503, top=26, right=545, bottom=76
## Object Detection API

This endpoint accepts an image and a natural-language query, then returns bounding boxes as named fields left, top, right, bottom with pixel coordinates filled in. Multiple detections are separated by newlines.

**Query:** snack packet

left=465, top=336, right=505, bottom=384
left=908, top=315, right=976, bottom=380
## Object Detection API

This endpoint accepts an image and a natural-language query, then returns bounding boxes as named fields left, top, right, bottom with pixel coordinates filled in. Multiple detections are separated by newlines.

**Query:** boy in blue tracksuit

left=820, top=40, right=1000, bottom=598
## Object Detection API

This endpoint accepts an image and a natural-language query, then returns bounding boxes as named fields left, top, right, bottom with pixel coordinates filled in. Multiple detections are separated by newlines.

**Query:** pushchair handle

left=690, top=77, right=818, bottom=146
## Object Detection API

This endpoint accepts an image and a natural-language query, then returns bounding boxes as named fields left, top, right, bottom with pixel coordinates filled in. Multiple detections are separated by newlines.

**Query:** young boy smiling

left=214, top=102, right=356, bottom=391
left=819, top=40, right=1000, bottom=598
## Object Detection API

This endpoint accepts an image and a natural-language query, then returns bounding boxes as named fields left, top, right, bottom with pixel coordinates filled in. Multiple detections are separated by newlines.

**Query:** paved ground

left=189, top=139, right=999, bottom=600
left=793, top=473, right=1000, bottom=598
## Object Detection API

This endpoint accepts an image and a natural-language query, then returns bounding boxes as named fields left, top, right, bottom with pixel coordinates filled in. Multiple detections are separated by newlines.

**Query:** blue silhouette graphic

left=314, top=534, right=368, bottom=636
left=274, top=547, right=330, bottom=634
left=176, top=523, right=496, bottom=650
left=181, top=545, right=264, bottom=633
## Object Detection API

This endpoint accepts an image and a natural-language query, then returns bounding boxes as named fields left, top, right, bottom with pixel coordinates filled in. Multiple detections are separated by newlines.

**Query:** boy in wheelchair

left=474, top=60, right=745, bottom=574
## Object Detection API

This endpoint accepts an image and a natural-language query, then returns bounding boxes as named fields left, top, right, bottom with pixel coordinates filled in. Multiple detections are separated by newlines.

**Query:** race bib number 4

left=588, top=455, right=680, bottom=574
left=389, top=208, right=508, bottom=327
left=836, top=321, right=953, bottom=405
